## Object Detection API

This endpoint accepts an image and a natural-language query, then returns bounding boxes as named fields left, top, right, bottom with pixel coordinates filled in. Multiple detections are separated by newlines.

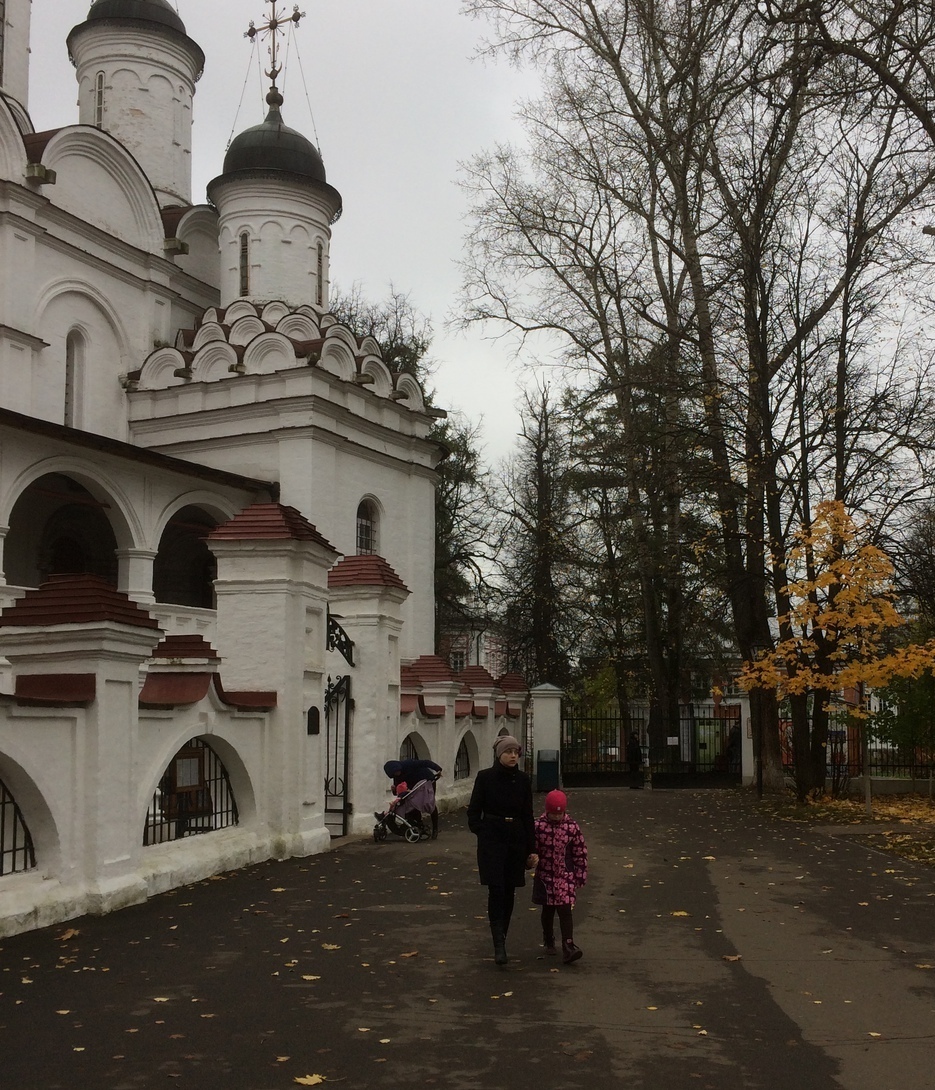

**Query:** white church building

left=0, top=0, right=534, bottom=936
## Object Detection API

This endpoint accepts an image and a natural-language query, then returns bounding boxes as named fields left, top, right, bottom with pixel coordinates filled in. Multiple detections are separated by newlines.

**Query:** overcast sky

left=27, top=0, right=548, bottom=463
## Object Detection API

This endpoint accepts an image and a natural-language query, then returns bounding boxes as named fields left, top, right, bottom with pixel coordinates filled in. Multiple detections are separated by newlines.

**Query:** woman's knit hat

left=494, top=735, right=522, bottom=759
left=545, top=789, right=567, bottom=814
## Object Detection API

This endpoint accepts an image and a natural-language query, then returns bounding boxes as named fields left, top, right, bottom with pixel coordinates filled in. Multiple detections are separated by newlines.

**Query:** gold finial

left=245, top=3, right=305, bottom=96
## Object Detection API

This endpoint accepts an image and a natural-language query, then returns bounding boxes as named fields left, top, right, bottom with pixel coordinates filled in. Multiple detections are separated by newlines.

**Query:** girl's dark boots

left=543, top=929, right=557, bottom=954
left=491, top=924, right=508, bottom=965
left=562, top=939, right=583, bottom=964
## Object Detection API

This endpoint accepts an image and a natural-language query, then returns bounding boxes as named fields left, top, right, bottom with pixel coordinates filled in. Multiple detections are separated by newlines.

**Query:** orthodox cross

left=245, top=2, right=306, bottom=91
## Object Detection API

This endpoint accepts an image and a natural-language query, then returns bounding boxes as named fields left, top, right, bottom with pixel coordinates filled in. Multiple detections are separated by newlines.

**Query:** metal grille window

left=356, top=500, right=377, bottom=555
left=0, top=776, right=36, bottom=876
left=239, top=232, right=250, bottom=296
left=399, top=735, right=418, bottom=762
left=143, top=738, right=238, bottom=846
left=454, top=737, right=470, bottom=780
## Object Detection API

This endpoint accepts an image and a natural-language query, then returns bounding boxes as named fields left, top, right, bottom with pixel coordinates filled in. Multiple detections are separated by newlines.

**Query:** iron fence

left=780, top=714, right=935, bottom=786
left=561, top=703, right=742, bottom=785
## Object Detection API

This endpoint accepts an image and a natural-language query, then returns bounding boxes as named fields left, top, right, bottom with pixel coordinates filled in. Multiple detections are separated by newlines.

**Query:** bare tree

left=460, top=0, right=935, bottom=792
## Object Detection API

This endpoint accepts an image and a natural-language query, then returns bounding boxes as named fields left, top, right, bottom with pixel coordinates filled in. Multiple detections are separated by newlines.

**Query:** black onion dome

left=84, top=0, right=186, bottom=34
left=222, top=102, right=327, bottom=184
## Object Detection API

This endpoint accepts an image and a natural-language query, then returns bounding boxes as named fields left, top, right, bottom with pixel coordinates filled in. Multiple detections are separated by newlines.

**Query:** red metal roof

left=456, top=665, right=498, bottom=689
left=407, top=654, right=455, bottom=683
left=14, top=673, right=96, bottom=706
left=150, top=634, right=220, bottom=660
left=209, top=503, right=336, bottom=551
left=497, top=672, right=529, bottom=693
left=139, top=672, right=212, bottom=708
left=328, top=554, right=409, bottom=591
left=213, top=675, right=277, bottom=710
left=0, top=574, right=160, bottom=629
left=400, top=662, right=421, bottom=688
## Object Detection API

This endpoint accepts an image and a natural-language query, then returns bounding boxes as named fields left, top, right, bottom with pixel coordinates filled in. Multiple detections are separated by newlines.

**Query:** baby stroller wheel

left=373, top=824, right=387, bottom=843
left=404, top=826, right=421, bottom=843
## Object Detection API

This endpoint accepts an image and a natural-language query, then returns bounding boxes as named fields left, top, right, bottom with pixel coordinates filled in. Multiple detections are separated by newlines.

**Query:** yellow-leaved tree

left=740, top=501, right=935, bottom=801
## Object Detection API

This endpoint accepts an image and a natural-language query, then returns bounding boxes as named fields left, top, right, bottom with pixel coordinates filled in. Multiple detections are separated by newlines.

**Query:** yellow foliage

left=739, top=501, right=935, bottom=702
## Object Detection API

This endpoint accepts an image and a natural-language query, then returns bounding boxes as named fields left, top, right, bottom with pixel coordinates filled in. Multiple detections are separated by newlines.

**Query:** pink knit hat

left=545, top=789, right=567, bottom=814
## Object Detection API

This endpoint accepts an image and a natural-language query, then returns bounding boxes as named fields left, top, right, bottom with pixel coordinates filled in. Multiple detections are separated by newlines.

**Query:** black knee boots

left=491, top=923, right=508, bottom=965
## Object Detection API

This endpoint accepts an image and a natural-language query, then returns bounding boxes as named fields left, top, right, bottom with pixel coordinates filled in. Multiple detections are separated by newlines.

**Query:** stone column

left=116, top=548, right=158, bottom=604
left=209, top=504, right=339, bottom=857
left=0, top=575, right=162, bottom=915
left=530, top=683, right=564, bottom=790
left=328, top=568, right=409, bottom=837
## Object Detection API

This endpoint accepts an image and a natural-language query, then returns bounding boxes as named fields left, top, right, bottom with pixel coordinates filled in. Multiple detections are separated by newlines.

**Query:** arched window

left=0, top=776, right=37, bottom=875
left=399, top=736, right=419, bottom=762
left=143, top=738, right=238, bottom=846
left=94, top=71, right=105, bottom=128
left=153, top=506, right=219, bottom=608
left=64, top=330, right=84, bottom=428
left=454, top=737, right=471, bottom=781
left=239, top=232, right=250, bottom=296
left=316, top=242, right=324, bottom=307
left=356, top=499, right=377, bottom=555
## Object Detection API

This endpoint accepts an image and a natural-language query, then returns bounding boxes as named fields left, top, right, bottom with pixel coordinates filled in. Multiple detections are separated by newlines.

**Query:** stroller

left=372, top=774, right=439, bottom=843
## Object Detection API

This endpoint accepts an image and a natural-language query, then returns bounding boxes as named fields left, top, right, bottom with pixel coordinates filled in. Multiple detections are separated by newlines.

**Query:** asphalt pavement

left=2, top=787, right=934, bottom=1090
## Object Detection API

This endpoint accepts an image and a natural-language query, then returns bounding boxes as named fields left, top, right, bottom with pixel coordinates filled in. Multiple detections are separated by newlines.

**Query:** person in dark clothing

left=382, top=759, right=442, bottom=836
left=466, top=735, right=537, bottom=966
left=626, top=731, right=643, bottom=788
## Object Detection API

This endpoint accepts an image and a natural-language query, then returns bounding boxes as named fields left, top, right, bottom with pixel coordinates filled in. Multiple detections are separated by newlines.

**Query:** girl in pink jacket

left=533, top=789, right=588, bottom=963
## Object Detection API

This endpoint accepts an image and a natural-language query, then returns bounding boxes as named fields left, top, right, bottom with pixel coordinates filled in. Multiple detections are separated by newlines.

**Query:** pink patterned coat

left=532, top=814, right=588, bottom=907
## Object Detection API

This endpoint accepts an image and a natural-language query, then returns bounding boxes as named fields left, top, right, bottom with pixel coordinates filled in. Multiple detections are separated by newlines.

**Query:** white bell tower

left=66, top=0, right=205, bottom=208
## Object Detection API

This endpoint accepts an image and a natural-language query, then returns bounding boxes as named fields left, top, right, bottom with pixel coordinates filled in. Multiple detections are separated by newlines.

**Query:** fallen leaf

left=293, top=1077, right=325, bottom=1086
left=276, top=1056, right=290, bottom=1062
left=399, top=951, right=419, bottom=959
left=868, top=1032, right=882, bottom=1038
left=272, top=888, right=287, bottom=893
left=379, top=1038, right=391, bottom=1044
left=73, top=1047, right=85, bottom=1052
left=671, top=911, right=690, bottom=917
left=321, top=944, right=340, bottom=951
left=153, top=997, right=170, bottom=1002
left=302, top=975, right=321, bottom=981
left=722, top=954, right=742, bottom=962
left=56, top=1010, right=71, bottom=1015
left=357, top=1027, right=371, bottom=1032
left=59, top=928, right=80, bottom=941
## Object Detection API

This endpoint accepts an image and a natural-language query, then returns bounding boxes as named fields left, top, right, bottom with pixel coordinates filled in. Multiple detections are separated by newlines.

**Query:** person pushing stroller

left=379, top=758, right=441, bottom=838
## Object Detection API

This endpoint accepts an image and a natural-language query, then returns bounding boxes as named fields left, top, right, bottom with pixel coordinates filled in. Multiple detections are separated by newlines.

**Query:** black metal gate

left=324, top=674, right=352, bottom=836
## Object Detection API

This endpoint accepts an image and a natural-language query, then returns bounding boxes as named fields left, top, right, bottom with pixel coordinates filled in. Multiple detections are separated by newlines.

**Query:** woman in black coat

left=467, top=735, right=537, bottom=965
